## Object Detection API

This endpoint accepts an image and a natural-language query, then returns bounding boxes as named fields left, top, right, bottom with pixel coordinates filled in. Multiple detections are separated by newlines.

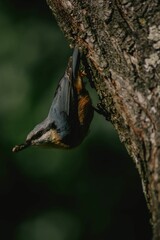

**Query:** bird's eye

left=51, top=122, right=57, bottom=129
left=38, top=130, right=43, bottom=136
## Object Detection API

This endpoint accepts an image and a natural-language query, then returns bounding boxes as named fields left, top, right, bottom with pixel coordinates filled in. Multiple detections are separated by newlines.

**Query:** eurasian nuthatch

left=12, top=47, right=94, bottom=152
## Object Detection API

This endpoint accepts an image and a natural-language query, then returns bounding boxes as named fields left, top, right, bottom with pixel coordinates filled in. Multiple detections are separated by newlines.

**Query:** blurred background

left=0, top=0, right=152, bottom=239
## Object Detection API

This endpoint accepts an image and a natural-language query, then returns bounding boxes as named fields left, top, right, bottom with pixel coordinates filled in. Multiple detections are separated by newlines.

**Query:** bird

left=12, top=47, right=94, bottom=152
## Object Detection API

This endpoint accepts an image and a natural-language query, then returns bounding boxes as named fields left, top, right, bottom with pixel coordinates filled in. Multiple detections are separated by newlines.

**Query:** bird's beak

left=12, top=141, right=30, bottom=153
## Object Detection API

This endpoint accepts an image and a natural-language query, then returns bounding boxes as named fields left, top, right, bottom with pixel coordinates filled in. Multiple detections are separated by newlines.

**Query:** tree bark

left=46, top=0, right=160, bottom=239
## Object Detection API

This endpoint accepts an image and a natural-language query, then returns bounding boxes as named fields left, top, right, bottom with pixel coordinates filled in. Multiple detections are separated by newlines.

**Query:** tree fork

left=46, top=0, right=160, bottom=239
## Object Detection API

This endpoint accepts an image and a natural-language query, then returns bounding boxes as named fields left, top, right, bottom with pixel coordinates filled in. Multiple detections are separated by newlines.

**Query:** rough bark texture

left=46, top=0, right=160, bottom=239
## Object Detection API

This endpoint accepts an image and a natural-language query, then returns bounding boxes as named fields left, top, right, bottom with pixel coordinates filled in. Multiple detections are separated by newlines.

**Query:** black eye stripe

left=30, top=130, right=44, bottom=141
left=29, top=122, right=58, bottom=141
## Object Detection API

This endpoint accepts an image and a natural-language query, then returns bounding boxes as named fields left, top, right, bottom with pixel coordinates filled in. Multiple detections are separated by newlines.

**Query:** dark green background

left=0, top=1, right=151, bottom=239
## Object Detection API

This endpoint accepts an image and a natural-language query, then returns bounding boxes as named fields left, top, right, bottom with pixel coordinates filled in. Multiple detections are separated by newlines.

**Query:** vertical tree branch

left=46, top=0, right=160, bottom=238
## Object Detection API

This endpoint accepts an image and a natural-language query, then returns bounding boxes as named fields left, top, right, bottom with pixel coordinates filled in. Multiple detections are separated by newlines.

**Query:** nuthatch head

left=12, top=47, right=94, bottom=152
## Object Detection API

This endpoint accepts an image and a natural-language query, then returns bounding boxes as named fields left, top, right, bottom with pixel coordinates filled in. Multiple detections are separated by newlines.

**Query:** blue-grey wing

left=47, top=48, right=80, bottom=139
left=47, top=74, right=74, bottom=137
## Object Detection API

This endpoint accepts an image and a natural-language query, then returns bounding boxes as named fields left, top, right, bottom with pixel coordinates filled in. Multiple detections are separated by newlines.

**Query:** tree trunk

left=46, top=0, right=160, bottom=239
